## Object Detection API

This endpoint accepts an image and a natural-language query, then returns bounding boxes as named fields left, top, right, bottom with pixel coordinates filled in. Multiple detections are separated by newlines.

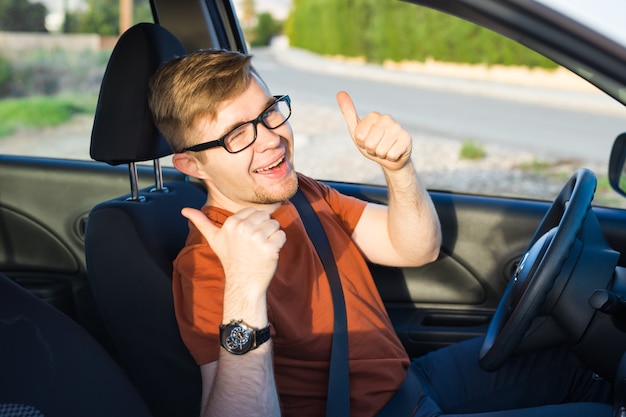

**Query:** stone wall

left=0, top=32, right=108, bottom=60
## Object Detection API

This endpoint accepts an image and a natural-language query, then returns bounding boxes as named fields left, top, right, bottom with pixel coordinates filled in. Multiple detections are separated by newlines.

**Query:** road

left=252, top=46, right=626, bottom=165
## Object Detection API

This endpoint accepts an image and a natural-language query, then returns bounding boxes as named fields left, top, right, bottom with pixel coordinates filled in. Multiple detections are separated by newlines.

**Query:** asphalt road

left=252, top=46, right=626, bottom=165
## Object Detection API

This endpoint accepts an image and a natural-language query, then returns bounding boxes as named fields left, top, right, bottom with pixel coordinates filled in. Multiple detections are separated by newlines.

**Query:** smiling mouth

left=254, top=156, right=285, bottom=173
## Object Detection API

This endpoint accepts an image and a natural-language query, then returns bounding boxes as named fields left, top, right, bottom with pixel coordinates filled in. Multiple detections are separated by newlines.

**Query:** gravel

left=0, top=102, right=605, bottom=203
left=289, top=101, right=602, bottom=201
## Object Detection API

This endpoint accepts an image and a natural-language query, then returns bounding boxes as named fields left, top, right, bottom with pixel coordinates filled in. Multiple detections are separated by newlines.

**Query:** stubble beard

left=252, top=170, right=299, bottom=205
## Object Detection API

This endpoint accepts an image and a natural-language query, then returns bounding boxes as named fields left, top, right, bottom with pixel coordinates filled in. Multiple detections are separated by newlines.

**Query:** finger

left=367, top=119, right=403, bottom=158
left=229, top=208, right=281, bottom=244
left=181, top=207, right=218, bottom=242
left=269, top=228, right=287, bottom=251
left=256, top=220, right=287, bottom=251
left=228, top=206, right=260, bottom=223
left=336, top=91, right=360, bottom=137
left=247, top=216, right=286, bottom=249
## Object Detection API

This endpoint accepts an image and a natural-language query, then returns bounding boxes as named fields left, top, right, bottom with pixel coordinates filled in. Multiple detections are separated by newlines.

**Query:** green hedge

left=285, top=0, right=557, bottom=69
left=0, top=55, right=10, bottom=96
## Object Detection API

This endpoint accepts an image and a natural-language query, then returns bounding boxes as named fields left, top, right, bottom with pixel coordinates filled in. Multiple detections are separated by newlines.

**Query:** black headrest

left=90, top=23, right=186, bottom=165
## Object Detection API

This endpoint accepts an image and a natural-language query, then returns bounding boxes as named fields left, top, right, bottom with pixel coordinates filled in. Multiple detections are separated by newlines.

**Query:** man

left=148, top=49, right=611, bottom=417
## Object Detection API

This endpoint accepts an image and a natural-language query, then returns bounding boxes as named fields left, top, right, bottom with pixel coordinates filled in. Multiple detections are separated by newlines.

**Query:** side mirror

left=608, top=132, right=626, bottom=198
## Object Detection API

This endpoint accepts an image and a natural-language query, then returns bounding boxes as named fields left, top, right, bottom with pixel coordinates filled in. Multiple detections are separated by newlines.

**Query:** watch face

left=222, top=323, right=253, bottom=354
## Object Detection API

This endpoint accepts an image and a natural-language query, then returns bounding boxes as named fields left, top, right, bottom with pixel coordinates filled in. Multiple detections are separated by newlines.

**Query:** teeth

left=256, top=156, right=284, bottom=172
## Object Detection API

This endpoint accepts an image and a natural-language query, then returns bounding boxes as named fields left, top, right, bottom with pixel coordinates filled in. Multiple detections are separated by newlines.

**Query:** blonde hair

left=148, top=49, right=257, bottom=153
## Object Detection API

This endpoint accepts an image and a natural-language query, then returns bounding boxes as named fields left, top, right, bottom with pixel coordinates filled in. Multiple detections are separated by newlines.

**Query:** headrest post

left=151, top=159, right=169, bottom=193
left=127, top=162, right=145, bottom=202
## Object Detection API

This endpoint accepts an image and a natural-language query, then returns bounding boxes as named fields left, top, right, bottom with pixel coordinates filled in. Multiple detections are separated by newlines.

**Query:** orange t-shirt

left=172, top=174, right=409, bottom=417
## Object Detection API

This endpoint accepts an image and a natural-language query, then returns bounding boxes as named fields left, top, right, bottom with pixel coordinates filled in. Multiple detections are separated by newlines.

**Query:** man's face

left=188, top=76, right=297, bottom=212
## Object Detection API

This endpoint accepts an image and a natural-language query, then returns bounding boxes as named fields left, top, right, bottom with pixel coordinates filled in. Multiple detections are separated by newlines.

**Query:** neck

left=205, top=194, right=283, bottom=215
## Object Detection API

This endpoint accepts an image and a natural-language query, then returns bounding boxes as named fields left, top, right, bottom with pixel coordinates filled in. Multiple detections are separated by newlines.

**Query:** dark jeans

left=409, top=337, right=613, bottom=417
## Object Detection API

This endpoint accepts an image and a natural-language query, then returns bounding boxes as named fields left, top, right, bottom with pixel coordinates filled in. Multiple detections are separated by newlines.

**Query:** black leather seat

left=0, top=273, right=153, bottom=417
left=84, top=23, right=205, bottom=417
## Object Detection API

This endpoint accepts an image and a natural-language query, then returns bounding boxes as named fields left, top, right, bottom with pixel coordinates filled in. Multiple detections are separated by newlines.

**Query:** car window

left=0, top=0, right=152, bottom=160
left=3, top=1, right=626, bottom=209
left=252, top=3, right=626, bottom=208
left=262, top=43, right=626, bottom=206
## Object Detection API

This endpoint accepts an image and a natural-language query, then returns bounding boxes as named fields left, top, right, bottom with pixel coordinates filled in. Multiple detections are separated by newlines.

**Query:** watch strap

left=254, top=324, right=271, bottom=348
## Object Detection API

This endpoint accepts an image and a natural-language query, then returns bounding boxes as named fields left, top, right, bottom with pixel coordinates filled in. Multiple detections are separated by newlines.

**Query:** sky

left=234, top=0, right=292, bottom=20
left=38, top=0, right=86, bottom=30
left=541, top=0, right=626, bottom=47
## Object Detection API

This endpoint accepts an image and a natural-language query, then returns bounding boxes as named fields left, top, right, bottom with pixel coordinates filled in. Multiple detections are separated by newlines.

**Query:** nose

left=253, top=122, right=283, bottom=152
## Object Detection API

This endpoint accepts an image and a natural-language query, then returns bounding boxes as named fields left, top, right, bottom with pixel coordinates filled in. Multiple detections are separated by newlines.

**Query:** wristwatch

left=219, top=320, right=271, bottom=355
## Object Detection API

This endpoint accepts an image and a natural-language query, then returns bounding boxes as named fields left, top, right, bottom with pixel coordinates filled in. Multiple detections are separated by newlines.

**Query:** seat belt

left=291, top=188, right=350, bottom=417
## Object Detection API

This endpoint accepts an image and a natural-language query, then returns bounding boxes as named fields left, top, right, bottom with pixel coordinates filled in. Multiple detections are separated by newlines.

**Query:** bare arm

left=199, top=348, right=279, bottom=417
left=182, top=207, right=283, bottom=417
left=336, top=91, right=442, bottom=267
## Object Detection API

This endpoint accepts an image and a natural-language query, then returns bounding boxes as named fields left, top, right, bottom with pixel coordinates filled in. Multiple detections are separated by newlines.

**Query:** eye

left=224, top=124, right=253, bottom=149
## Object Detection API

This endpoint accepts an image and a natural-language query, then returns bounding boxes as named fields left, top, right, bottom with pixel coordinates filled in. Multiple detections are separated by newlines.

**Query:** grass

left=592, top=175, right=626, bottom=208
left=0, top=94, right=96, bottom=138
left=515, top=157, right=624, bottom=208
left=518, top=158, right=552, bottom=172
left=459, top=140, right=486, bottom=160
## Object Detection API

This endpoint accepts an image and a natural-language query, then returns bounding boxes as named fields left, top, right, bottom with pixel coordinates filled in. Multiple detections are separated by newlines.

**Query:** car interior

left=2, top=0, right=626, bottom=416
left=84, top=22, right=206, bottom=417
left=0, top=271, right=152, bottom=416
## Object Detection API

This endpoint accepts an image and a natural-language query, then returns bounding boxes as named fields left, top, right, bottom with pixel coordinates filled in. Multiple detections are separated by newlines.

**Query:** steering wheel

left=478, top=168, right=597, bottom=372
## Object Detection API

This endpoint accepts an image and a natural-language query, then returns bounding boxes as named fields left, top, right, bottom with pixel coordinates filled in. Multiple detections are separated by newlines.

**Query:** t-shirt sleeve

left=297, top=174, right=367, bottom=235
left=172, top=240, right=225, bottom=365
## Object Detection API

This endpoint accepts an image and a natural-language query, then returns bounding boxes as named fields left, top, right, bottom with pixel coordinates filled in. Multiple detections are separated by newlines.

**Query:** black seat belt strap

left=291, top=188, right=350, bottom=417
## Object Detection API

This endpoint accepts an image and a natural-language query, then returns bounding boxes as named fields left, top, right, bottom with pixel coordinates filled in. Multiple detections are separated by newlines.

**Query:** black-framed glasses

left=183, top=95, right=291, bottom=154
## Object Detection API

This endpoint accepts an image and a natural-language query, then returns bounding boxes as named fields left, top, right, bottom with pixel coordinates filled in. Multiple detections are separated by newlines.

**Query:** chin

left=255, top=171, right=298, bottom=204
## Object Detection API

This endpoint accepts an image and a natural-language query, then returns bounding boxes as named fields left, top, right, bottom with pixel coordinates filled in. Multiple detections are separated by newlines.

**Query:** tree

left=75, top=0, right=119, bottom=35
left=250, top=12, right=282, bottom=47
left=64, top=0, right=152, bottom=35
left=0, top=54, right=11, bottom=97
left=0, top=0, right=48, bottom=32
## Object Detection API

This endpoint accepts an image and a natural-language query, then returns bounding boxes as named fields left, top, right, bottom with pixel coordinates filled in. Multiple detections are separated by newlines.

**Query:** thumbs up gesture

left=181, top=207, right=286, bottom=296
left=336, top=91, right=412, bottom=172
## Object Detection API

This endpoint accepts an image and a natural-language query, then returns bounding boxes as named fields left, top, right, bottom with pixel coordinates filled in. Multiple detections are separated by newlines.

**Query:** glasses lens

left=222, top=97, right=291, bottom=153
left=224, top=123, right=256, bottom=153
left=263, top=98, right=291, bottom=129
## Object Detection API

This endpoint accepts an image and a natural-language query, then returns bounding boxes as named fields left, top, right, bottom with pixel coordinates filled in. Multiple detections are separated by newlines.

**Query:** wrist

left=222, top=287, right=268, bottom=329
left=219, top=320, right=271, bottom=355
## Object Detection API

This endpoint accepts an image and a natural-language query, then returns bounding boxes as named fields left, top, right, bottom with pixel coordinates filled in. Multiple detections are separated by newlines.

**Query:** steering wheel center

left=509, top=229, right=556, bottom=308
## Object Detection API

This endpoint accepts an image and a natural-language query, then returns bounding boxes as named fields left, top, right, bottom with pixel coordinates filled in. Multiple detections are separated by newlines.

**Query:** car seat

left=84, top=23, right=206, bottom=417
left=0, top=272, right=153, bottom=417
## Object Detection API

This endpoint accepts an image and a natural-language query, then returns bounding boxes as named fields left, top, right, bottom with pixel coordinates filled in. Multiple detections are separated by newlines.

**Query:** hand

left=181, top=207, right=286, bottom=296
left=336, top=90, right=412, bottom=171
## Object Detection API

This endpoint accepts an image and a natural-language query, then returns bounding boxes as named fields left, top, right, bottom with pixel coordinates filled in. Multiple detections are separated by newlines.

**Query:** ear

left=172, top=153, right=208, bottom=179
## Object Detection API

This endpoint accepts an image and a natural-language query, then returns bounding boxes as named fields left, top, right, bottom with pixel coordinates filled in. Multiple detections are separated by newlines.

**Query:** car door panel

left=3, top=157, right=626, bottom=358
left=370, top=254, right=486, bottom=305
left=0, top=205, right=79, bottom=273
left=329, top=181, right=626, bottom=356
left=0, top=156, right=193, bottom=330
